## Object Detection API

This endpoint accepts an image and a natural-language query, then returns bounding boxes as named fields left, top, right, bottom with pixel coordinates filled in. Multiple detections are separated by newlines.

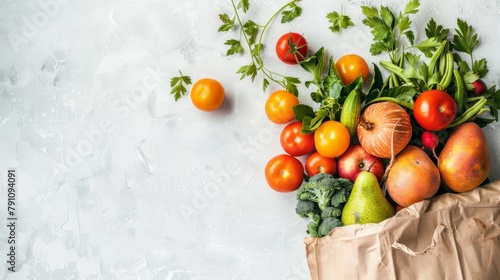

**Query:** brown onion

left=357, top=102, right=412, bottom=158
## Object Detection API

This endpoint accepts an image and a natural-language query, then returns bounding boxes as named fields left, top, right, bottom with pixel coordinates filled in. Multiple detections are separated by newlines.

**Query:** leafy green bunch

left=362, top=0, right=500, bottom=129
left=291, top=47, right=365, bottom=134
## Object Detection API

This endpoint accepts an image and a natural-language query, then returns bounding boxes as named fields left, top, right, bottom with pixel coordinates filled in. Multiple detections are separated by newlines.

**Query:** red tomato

left=413, top=90, right=457, bottom=131
left=265, top=154, right=304, bottom=192
left=335, top=54, right=370, bottom=85
left=314, top=121, right=351, bottom=158
left=305, top=152, right=337, bottom=177
left=275, top=32, right=308, bottom=64
left=280, top=122, right=315, bottom=156
left=265, top=90, right=299, bottom=124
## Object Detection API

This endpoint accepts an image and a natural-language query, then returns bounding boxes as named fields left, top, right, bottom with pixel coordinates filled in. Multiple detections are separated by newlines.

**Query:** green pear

left=341, top=171, right=396, bottom=225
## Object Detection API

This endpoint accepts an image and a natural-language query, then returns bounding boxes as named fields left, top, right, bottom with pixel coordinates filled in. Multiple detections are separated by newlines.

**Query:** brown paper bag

left=304, top=180, right=500, bottom=280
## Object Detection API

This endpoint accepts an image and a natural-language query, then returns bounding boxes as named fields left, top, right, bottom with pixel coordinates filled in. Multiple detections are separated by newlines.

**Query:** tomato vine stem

left=228, top=0, right=302, bottom=93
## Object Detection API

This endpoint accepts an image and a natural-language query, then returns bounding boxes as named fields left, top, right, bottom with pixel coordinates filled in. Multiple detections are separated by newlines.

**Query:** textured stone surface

left=1, top=0, right=499, bottom=279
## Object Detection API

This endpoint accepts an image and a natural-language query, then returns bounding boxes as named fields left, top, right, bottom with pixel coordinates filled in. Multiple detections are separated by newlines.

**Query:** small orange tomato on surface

left=265, top=90, right=299, bottom=124
left=190, top=78, right=225, bottom=111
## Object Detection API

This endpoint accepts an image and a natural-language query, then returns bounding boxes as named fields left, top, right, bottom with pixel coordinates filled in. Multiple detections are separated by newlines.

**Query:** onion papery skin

left=357, top=102, right=413, bottom=158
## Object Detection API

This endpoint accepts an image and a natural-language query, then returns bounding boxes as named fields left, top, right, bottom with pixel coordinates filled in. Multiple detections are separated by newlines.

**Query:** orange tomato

left=265, top=90, right=299, bottom=124
left=314, top=121, right=350, bottom=158
left=190, top=78, right=225, bottom=111
left=335, top=54, right=370, bottom=85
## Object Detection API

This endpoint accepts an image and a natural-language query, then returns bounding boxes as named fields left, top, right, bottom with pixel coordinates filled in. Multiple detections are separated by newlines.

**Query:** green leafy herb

left=326, top=6, right=354, bottom=33
left=219, top=0, right=303, bottom=94
left=473, top=58, right=488, bottom=78
left=403, top=0, right=420, bottom=14
left=292, top=104, right=315, bottom=122
left=243, top=20, right=259, bottom=45
left=416, top=37, right=442, bottom=58
left=361, top=0, right=420, bottom=63
left=425, top=18, right=449, bottom=42
left=218, top=14, right=235, bottom=32
left=453, top=19, right=478, bottom=55
left=224, top=39, right=243, bottom=56
left=281, top=1, right=302, bottom=23
left=170, top=70, right=192, bottom=101
left=452, top=19, right=488, bottom=79
left=238, top=0, right=250, bottom=12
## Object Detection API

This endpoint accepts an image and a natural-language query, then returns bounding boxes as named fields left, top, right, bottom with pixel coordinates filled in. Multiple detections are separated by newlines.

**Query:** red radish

left=421, top=131, right=439, bottom=163
left=472, top=79, right=487, bottom=95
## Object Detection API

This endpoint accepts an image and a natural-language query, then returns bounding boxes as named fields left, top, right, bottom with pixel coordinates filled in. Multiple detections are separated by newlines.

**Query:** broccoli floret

left=295, top=174, right=353, bottom=237
left=336, top=177, right=353, bottom=190
left=331, top=178, right=353, bottom=208
left=321, top=206, right=342, bottom=219
left=295, top=200, right=318, bottom=218
left=296, top=173, right=340, bottom=211
left=318, top=217, right=343, bottom=236
left=306, top=213, right=321, bottom=237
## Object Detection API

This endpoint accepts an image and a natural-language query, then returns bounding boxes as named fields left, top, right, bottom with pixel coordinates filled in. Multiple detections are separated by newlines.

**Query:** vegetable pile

left=258, top=0, right=499, bottom=237
left=169, top=0, right=500, bottom=237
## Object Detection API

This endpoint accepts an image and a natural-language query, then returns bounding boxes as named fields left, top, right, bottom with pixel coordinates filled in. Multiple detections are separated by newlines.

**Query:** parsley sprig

left=452, top=19, right=488, bottom=78
left=361, top=0, right=420, bottom=61
left=218, top=0, right=303, bottom=95
left=170, top=70, right=192, bottom=101
left=326, top=6, right=354, bottom=33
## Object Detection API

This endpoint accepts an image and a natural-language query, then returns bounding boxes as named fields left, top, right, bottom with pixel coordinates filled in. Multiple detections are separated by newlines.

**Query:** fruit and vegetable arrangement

left=170, top=0, right=500, bottom=238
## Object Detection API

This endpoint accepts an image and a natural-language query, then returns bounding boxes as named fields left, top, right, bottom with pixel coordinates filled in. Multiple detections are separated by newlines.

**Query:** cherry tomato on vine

left=265, top=154, right=304, bottom=192
left=413, top=89, right=457, bottom=131
left=265, top=90, right=299, bottom=124
left=305, top=152, right=337, bottom=177
left=275, top=32, right=308, bottom=64
left=280, top=122, right=315, bottom=156
left=314, top=120, right=350, bottom=158
left=335, top=54, right=370, bottom=85
left=190, top=78, right=225, bottom=111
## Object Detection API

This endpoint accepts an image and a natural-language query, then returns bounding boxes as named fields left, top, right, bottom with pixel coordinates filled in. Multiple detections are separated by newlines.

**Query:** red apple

left=337, top=144, right=385, bottom=182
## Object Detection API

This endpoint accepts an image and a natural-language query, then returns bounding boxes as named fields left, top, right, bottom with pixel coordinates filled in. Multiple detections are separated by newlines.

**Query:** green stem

left=380, top=61, right=412, bottom=85
left=231, top=0, right=254, bottom=62
left=230, top=0, right=300, bottom=91
left=230, top=0, right=285, bottom=88
left=257, top=1, right=295, bottom=46
left=366, top=97, right=414, bottom=111
left=256, top=1, right=297, bottom=85
left=448, top=98, right=487, bottom=127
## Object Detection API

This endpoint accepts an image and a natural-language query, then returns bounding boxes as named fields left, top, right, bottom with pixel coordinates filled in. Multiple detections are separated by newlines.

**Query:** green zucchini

left=340, top=89, right=362, bottom=137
